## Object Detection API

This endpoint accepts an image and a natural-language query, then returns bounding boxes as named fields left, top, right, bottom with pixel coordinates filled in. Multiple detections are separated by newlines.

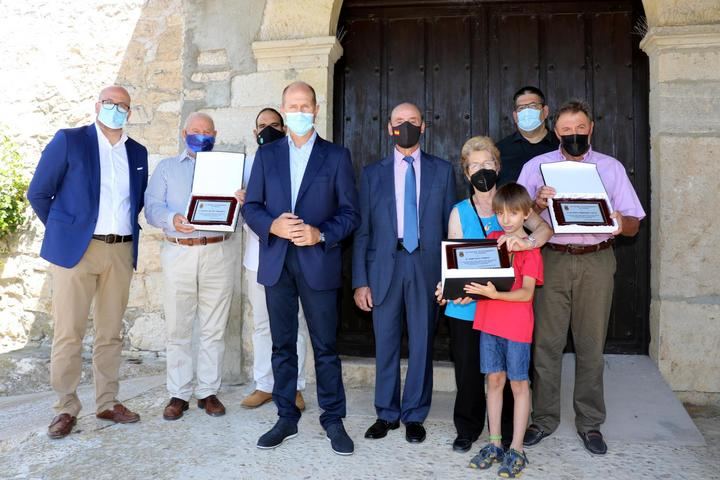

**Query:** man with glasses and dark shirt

left=497, top=86, right=559, bottom=186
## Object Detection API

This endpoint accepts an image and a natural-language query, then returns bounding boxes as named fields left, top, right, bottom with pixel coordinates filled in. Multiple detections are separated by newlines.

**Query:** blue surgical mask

left=517, top=108, right=543, bottom=132
left=185, top=134, right=215, bottom=153
left=285, top=112, right=315, bottom=136
left=97, top=104, right=128, bottom=130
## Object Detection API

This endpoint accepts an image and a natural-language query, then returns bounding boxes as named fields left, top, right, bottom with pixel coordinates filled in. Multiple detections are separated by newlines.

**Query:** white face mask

left=285, top=112, right=314, bottom=136
left=97, top=104, right=129, bottom=130
left=517, top=108, right=542, bottom=132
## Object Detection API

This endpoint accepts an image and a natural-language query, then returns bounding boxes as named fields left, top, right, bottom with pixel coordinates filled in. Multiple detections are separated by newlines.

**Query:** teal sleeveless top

left=445, top=199, right=502, bottom=321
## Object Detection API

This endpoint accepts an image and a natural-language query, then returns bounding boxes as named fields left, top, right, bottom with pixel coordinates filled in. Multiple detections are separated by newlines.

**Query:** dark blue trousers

left=265, top=246, right=346, bottom=429
left=372, top=249, right=436, bottom=424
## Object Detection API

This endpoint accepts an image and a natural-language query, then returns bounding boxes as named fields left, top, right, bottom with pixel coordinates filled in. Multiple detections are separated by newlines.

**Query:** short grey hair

left=184, top=111, right=215, bottom=130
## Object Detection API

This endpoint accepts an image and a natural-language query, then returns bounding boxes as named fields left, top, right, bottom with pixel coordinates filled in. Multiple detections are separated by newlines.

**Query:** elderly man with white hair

left=145, top=112, right=242, bottom=420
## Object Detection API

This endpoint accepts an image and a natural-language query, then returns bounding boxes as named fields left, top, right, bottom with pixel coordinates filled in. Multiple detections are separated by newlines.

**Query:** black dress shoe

left=364, top=419, right=400, bottom=439
left=452, top=436, right=473, bottom=452
left=578, top=430, right=607, bottom=455
left=523, top=423, right=549, bottom=447
left=405, top=422, right=426, bottom=443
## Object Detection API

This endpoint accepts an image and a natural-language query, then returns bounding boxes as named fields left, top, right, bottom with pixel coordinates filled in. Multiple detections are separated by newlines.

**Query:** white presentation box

left=540, top=161, right=618, bottom=234
left=185, top=151, right=245, bottom=232
left=441, top=239, right=515, bottom=301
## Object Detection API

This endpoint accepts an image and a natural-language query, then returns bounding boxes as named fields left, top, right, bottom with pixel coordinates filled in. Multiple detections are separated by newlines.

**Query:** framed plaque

left=552, top=198, right=612, bottom=227
left=185, top=151, right=245, bottom=232
left=540, top=161, right=619, bottom=234
left=441, top=239, right=515, bottom=300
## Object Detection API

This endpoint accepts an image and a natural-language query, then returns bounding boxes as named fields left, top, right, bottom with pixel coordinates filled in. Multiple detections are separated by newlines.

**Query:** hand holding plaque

left=441, top=239, right=515, bottom=300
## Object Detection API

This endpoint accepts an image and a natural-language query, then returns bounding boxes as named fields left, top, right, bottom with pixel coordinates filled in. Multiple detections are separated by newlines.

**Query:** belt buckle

left=567, top=244, right=581, bottom=254
left=201, top=237, right=208, bottom=246
left=106, top=234, right=117, bottom=244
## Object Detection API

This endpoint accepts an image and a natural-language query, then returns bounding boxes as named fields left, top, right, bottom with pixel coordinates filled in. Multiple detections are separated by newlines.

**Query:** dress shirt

left=497, top=129, right=559, bottom=186
left=393, top=147, right=421, bottom=238
left=144, top=149, right=224, bottom=238
left=289, top=131, right=318, bottom=212
left=242, top=152, right=260, bottom=271
left=93, top=122, right=132, bottom=235
left=517, top=146, right=646, bottom=245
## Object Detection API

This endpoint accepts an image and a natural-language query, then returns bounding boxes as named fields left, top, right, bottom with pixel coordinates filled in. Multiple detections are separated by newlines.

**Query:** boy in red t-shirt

left=464, top=183, right=543, bottom=478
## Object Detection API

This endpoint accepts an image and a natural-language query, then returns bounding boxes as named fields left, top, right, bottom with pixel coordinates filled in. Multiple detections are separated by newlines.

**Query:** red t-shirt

left=472, top=231, right=544, bottom=343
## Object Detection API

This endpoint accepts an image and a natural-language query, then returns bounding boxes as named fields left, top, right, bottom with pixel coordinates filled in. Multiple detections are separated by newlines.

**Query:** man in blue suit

left=353, top=102, right=456, bottom=443
left=27, top=85, right=148, bottom=439
left=243, top=81, right=360, bottom=455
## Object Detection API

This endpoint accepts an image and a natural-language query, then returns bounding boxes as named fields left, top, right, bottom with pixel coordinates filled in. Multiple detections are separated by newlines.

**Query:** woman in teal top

left=443, top=136, right=552, bottom=453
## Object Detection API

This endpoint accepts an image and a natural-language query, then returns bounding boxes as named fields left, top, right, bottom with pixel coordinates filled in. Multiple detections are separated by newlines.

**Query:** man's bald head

left=184, top=112, right=215, bottom=131
left=390, top=102, right=423, bottom=124
left=98, top=86, right=131, bottom=106
left=282, top=81, right=317, bottom=107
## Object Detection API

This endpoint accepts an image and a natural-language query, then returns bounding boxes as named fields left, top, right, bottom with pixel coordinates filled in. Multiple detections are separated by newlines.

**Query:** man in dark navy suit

left=27, top=85, right=148, bottom=439
left=243, top=81, right=360, bottom=455
left=352, top=102, right=456, bottom=444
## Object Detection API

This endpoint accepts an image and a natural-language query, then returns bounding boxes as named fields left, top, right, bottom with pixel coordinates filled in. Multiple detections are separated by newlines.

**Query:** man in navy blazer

left=243, top=82, right=360, bottom=455
left=353, top=102, right=456, bottom=443
left=27, top=86, right=148, bottom=439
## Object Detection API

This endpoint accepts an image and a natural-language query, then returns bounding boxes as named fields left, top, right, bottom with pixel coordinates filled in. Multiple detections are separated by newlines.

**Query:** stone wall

left=641, top=0, right=720, bottom=403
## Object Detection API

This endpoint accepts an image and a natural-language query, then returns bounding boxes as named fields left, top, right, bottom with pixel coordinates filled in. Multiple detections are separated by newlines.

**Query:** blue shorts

left=480, top=332, right=531, bottom=381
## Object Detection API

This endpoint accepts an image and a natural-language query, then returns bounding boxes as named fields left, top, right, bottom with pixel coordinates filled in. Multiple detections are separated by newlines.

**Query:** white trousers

left=245, top=268, right=307, bottom=392
left=162, top=241, right=236, bottom=401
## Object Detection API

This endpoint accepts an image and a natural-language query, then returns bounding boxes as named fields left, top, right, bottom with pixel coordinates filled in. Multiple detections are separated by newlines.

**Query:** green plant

left=0, top=134, right=29, bottom=239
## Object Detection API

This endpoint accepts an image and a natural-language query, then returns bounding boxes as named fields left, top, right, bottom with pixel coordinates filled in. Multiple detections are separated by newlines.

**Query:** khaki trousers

left=50, top=240, right=133, bottom=416
left=531, top=246, right=616, bottom=433
left=162, top=240, right=236, bottom=401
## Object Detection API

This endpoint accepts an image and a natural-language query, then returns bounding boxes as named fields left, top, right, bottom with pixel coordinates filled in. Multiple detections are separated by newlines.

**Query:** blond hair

left=460, top=136, right=501, bottom=173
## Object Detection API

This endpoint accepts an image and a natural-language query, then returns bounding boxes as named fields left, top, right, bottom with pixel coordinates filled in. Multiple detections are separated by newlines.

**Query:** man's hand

left=354, top=286, right=373, bottom=311
left=534, top=186, right=556, bottom=211
left=173, top=214, right=195, bottom=233
left=270, top=212, right=303, bottom=240
left=289, top=223, right=321, bottom=246
left=610, top=211, right=640, bottom=237
left=235, top=189, right=246, bottom=207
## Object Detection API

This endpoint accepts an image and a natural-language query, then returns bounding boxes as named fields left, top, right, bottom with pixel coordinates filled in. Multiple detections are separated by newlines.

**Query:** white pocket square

left=136, top=167, right=144, bottom=170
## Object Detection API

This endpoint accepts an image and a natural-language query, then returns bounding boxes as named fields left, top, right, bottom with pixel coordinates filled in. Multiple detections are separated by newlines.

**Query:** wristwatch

left=527, top=234, right=537, bottom=248
left=319, top=232, right=326, bottom=243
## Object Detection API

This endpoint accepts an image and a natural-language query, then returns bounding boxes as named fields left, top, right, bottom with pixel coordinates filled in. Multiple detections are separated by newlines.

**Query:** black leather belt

left=546, top=238, right=614, bottom=255
left=92, top=234, right=133, bottom=244
left=396, top=238, right=419, bottom=251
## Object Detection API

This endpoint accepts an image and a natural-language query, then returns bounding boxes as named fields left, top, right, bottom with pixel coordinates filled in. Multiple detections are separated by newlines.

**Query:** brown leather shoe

left=295, top=391, right=306, bottom=411
left=197, top=394, right=225, bottom=417
left=48, top=413, right=77, bottom=439
left=163, top=397, right=189, bottom=420
left=96, top=403, right=140, bottom=424
left=241, top=390, right=273, bottom=409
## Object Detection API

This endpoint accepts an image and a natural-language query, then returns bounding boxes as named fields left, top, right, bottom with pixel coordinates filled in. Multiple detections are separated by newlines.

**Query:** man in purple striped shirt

left=517, top=100, right=645, bottom=456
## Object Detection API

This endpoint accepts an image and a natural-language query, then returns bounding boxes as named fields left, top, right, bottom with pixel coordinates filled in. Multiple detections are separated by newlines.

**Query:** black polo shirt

left=497, top=130, right=559, bottom=185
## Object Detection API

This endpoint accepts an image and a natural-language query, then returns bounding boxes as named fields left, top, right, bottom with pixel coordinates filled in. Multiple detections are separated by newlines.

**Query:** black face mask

left=256, top=126, right=285, bottom=146
left=560, top=134, right=590, bottom=157
left=391, top=121, right=421, bottom=149
left=470, top=169, right=498, bottom=193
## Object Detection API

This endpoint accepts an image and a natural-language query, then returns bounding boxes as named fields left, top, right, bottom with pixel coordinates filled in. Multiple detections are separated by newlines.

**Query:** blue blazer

left=352, top=151, right=456, bottom=305
left=242, top=135, right=360, bottom=290
left=27, top=124, right=148, bottom=269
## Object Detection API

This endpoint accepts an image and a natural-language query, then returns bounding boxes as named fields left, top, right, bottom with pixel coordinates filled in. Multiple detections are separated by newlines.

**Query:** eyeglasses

left=101, top=100, right=130, bottom=114
left=515, top=102, right=543, bottom=112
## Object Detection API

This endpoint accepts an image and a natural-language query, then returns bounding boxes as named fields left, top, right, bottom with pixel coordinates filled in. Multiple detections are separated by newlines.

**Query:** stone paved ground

left=0, top=383, right=718, bottom=480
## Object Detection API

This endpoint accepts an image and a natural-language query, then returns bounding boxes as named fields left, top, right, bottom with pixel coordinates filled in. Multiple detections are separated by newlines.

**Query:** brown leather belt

left=546, top=238, right=614, bottom=255
left=92, top=234, right=133, bottom=244
left=166, top=234, right=231, bottom=246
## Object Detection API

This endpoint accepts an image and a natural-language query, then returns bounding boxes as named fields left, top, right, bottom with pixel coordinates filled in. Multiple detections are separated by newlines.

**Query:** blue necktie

left=403, top=155, right=418, bottom=253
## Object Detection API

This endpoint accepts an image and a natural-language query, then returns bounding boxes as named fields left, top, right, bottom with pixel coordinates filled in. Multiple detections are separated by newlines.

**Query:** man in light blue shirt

left=145, top=112, right=242, bottom=421
left=289, top=131, right=317, bottom=212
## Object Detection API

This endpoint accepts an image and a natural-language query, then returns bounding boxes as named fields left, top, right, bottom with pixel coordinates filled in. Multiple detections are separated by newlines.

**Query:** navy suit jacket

left=352, top=151, right=456, bottom=305
left=242, top=135, right=360, bottom=290
left=27, top=124, right=149, bottom=269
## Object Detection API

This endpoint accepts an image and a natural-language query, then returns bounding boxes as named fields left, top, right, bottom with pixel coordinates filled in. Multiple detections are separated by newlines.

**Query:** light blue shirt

left=289, top=131, right=317, bottom=212
left=144, top=149, right=223, bottom=238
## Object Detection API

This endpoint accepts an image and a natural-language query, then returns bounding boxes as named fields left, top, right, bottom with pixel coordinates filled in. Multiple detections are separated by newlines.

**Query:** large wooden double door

left=333, top=0, right=650, bottom=358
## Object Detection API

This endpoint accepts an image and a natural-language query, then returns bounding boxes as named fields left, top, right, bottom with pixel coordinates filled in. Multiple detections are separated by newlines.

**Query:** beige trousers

left=50, top=240, right=134, bottom=416
left=162, top=240, right=236, bottom=401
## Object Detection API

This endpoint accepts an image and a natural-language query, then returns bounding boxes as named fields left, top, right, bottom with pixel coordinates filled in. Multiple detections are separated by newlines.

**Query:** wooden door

left=334, top=0, right=650, bottom=358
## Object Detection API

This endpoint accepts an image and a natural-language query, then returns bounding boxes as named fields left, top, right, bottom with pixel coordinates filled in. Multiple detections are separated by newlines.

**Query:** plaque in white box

left=441, top=239, right=515, bottom=301
left=540, top=161, right=618, bottom=234
left=185, top=151, right=245, bottom=232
